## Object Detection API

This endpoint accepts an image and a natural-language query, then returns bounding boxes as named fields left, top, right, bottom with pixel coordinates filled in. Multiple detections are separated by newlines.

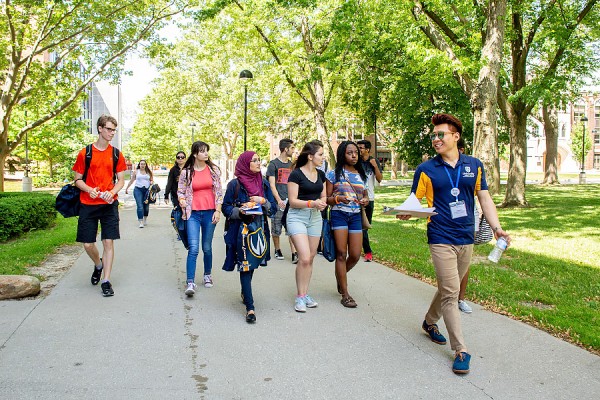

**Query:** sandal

left=341, top=296, right=357, bottom=308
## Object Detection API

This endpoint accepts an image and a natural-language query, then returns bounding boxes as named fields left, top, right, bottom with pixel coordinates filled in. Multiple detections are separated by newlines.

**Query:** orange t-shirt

left=72, top=144, right=127, bottom=205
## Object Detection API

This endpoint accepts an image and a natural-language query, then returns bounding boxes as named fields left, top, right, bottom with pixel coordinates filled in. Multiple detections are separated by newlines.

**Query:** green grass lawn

left=0, top=215, right=78, bottom=276
left=372, top=184, right=600, bottom=354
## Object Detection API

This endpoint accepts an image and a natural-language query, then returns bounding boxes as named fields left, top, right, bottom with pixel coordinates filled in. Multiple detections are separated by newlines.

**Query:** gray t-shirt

left=266, top=158, right=292, bottom=200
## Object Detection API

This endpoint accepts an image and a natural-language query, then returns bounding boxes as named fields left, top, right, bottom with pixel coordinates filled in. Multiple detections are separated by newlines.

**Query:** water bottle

left=488, top=237, right=508, bottom=263
left=280, top=198, right=287, bottom=212
left=99, top=191, right=114, bottom=204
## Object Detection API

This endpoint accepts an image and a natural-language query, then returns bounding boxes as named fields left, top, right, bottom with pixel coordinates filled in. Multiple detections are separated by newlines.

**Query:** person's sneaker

left=452, top=352, right=471, bottom=374
left=364, top=252, right=373, bottom=262
left=185, top=282, right=197, bottom=297
left=291, top=252, right=299, bottom=264
left=303, top=295, right=318, bottom=308
left=294, top=296, right=306, bottom=312
left=274, top=249, right=284, bottom=260
left=458, top=300, right=473, bottom=314
left=422, top=320, right=447, bottom=345
left=91, top=259, right=103, bottom=285
left=101, top=281, right=114, bottom=297
left=203, top=275, right=213, bottom=288
left=139, top=222, right=144, bottom=228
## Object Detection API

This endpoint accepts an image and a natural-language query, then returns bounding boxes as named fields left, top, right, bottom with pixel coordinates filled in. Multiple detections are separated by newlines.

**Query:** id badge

left=449, top=200, right=467, bottom=219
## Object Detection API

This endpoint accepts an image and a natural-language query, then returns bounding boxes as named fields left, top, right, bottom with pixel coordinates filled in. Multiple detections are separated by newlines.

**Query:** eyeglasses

left=103, top=127, right=117, bottom=133
left=430, top=131, right=453, bottom=141
left=176, top=156, right=185, bottom=160
left=251, top=158, right=261, bottom=163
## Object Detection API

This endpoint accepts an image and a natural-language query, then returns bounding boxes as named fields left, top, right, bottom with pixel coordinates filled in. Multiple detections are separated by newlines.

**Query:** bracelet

left=493, top=226, right=500, bottom=232
left=335, top=195, right=340, bottom=204
left=307, top=200, right=312, bottom=208
left=260, top=198, right=266, bottom=205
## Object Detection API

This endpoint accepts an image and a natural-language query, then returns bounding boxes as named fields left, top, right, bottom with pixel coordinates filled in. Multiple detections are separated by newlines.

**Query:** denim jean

left=240, top=270, right=255, bottom=311
left=133, top=186, right=149, bottom=220
left=185, top=210, right=216, bottom=282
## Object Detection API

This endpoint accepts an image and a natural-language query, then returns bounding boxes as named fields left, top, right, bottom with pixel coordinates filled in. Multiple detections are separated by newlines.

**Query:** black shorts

left=77, top=202, right=120, bottom=243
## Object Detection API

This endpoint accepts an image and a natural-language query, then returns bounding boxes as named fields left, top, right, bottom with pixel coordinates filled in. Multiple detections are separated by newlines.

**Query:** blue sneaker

left=294, top=296, right=306, bottom=312
left=452, top=352, right=471, bottom=374
left=303, top=295, right=318, bottom=308
left=422, top=320, right=447, bottom=345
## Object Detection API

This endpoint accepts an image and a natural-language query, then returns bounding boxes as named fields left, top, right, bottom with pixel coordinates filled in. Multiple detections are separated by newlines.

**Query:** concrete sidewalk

left=1, top=204, right=599, bottom=399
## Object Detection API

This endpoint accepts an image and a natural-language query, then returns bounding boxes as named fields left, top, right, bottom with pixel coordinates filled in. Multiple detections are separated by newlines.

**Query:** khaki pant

left=425, top=244, right=473, bottom=352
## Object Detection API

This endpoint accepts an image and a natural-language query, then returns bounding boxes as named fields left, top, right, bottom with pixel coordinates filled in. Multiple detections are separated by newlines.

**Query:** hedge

left=0, top=192, right=57, bottom=242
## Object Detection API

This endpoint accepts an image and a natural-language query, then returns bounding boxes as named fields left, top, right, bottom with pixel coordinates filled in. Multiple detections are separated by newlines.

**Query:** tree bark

left=502, top=113, right=529, bottom=207
left=542, top=104, right=560, bottom=185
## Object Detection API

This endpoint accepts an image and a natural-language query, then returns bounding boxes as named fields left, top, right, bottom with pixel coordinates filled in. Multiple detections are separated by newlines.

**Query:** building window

left=595, top=131, right=600, bottom=145
left=573, top=99, right=586, bottom=122
left=594, top=154, right=600, bottom=170
left=560, top=124, right=566, bottom=138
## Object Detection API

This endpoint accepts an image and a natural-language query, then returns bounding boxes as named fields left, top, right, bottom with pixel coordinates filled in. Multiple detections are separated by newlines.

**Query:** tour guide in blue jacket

left=222, top=151, right=277, bottom=323
left=397, top=113, right=511, bottom=375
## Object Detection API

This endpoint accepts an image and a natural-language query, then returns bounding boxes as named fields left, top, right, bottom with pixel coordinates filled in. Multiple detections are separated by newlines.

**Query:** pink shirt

left=192, top=167, right=216, bottom=211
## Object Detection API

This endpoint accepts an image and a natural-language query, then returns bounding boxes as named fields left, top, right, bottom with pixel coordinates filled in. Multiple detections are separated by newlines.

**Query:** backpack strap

left=82, top=144, right=93, bottom=182
left=112, top=147, right=120, bottom=183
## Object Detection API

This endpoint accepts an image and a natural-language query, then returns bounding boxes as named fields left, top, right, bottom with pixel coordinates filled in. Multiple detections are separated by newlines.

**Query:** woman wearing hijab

left=222, top=151, right=276, bottom=323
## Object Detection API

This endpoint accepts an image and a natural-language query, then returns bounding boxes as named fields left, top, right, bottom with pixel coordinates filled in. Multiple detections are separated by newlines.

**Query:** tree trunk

left=312, top=79, right=334, bottom=162
left=542, top=104, right=560, bottom=185
left=0, top=152, right=6, bottom=192
left=470, top=0, right=506, bottom=195
left=390, top=150, right=399, bottom=179
left=502, top=115, right=529, bottom=207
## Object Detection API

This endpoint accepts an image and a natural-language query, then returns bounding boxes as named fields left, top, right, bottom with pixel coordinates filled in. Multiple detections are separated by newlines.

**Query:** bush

left=0, top=192, right=57, bottom=242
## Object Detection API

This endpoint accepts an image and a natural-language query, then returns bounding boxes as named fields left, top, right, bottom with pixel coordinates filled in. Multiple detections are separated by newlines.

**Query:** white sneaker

left=303, top=295, right=318, bottom=308
left=139, top=222, right=144, bottom=228
left=458, top=300, right=473, bottom=313
left=185, top=282, right=197, bottom=297
left=294, top=296, right=306, bottom=312
left=203, top=275, right=213, bottom=288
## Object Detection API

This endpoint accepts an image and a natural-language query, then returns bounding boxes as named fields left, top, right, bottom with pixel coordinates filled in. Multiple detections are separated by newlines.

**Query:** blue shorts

left=286, top=208, right=322, bottom=237
left=330, top=209, right=362, bottom=234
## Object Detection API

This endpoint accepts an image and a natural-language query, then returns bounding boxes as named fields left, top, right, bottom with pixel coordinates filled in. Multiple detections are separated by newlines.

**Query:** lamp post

left=239, top=70, right=253, bottom=151
left=190, top=122, right=196, bottom=143
left=19, top=99, right=32, bottom=192
left=579, top=115, right=589, bottom=184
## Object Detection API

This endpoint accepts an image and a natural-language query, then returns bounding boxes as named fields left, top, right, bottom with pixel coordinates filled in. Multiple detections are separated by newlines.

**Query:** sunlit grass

left=372, top=184, right=600, bottom=353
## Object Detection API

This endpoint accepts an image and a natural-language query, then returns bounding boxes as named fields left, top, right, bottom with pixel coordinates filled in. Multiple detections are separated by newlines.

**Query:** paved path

left=1, top=198, right=599, bottom=399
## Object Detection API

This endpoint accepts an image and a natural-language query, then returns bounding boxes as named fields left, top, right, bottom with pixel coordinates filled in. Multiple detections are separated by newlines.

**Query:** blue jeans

left=240, top=270, right=255, bottom=311
left=186, top=210, right=216, bottom=282
left=133, top=186, right=149, bottom=220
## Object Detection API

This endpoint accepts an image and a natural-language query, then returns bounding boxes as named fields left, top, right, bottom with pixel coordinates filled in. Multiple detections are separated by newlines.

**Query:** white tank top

left=134, top=171, right=151, bottom=188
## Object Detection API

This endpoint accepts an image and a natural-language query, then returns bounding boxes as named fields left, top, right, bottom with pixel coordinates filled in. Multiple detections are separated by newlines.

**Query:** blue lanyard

left=444, top=165, right=461, bottom=202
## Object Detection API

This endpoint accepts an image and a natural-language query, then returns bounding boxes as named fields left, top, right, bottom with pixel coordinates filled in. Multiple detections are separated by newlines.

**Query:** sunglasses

left=429, top=131, right=453, bottom=141
left=176, top=156, right=185, bottom=160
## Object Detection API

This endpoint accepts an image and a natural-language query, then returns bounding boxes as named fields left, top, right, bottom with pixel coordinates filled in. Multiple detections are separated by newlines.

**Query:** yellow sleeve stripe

left=475, top=166, right=482, bottom=194
left=416, top=172, right=434, bottom=208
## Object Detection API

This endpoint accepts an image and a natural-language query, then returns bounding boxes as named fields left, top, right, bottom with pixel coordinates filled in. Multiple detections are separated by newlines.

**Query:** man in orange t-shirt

left=73, top=115, right=127, bottom=297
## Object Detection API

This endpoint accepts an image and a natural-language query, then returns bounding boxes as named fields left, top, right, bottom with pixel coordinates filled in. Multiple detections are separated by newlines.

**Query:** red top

left=72, top=144, right=127, bottom=205
left=191, top=167, right=216, bottom=211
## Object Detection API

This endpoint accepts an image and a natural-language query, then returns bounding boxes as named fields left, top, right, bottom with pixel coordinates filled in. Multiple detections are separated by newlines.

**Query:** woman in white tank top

left=125, top=160, right=154, bottom=227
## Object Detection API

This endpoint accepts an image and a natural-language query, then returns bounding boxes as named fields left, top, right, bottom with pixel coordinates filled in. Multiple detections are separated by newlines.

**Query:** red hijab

left=235, top=151, right=264, bottom=197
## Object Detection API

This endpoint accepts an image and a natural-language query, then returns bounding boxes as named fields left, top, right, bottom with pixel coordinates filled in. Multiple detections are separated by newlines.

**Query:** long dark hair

left=293, top=140, right=323, bottom=169
left=173, top=151, right=186, bottom=168
left=183, top=141, right=220, bottom=184
left=136, top=159, right=154, bottom=181
left=334, top=141, right=366, bottom=183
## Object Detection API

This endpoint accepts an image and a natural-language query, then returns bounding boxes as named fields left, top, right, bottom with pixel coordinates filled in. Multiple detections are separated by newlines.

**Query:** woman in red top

left=177, top=141, right=223, bottom=297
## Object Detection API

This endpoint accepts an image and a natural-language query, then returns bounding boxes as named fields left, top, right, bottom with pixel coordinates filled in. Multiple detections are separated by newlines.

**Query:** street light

left=239, top=70, right=253, bottom=151
left=19, top=99, right=32, bottom=192
left=579, top=115, right=589, bottom=184
left=190, top=122, right=196, bottom=143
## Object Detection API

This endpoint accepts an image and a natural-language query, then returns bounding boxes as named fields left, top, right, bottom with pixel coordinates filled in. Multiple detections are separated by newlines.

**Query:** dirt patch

left=26, top=244, right=83, bottom=297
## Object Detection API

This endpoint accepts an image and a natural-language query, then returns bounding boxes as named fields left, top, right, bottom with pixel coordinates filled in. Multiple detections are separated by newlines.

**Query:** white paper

left=382, top=193, right=437, bottom=217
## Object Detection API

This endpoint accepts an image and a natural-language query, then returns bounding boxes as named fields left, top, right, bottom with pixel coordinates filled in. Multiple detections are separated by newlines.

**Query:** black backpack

left=55, top=145, right=120, bottom=218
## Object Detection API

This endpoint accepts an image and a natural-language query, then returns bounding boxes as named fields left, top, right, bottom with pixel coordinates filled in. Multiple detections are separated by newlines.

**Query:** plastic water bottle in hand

left=488, top=237, right=508, bottom=263
left=99, top=191, right=114, bottom=204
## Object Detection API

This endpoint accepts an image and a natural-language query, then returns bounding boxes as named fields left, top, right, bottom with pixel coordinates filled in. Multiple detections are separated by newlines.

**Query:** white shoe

left=185, top=282, right=197, bottom=296
left=139, top=222, right=144, bottom=228
left=458, top=300, right=473, bottom=313
left=203, top=275, right=213, bottom=288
